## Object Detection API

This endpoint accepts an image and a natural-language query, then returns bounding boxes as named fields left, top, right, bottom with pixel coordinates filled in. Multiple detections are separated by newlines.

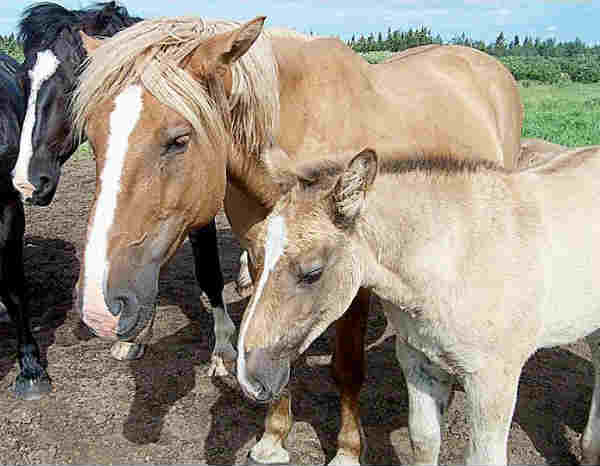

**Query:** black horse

left=0, top=51, right=51, bottom=399
left=11, top=2, right=234, bottom=372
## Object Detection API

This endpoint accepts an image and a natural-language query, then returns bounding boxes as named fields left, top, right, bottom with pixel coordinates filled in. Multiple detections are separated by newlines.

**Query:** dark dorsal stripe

left=18, top=2, right=142, bottom=54
left=296, top=152, right=506, bottom=190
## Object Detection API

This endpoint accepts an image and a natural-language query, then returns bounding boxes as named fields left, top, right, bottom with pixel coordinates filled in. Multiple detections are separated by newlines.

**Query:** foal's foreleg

left=236, top=250, right=254, bottom=296
left=189, top=220, right=236, bottom=376
left=462, top=361, right=520, bottom=465
left=581, top=329, right=600, bottom=464
left=329, top=288, right=370, bottom=465
left=395, top=342, right=453, bottom=465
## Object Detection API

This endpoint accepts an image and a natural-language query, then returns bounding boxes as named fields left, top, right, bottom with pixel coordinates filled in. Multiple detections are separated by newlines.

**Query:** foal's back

left=519, top=146, right=600, bottom=347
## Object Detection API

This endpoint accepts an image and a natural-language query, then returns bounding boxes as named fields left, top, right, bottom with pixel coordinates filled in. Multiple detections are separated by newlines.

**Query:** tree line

left=349, top=27, right=600, bottom=58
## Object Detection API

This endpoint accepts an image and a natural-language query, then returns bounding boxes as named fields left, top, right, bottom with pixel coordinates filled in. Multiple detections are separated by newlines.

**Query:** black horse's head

left=12, top=2, right=141, bottom=206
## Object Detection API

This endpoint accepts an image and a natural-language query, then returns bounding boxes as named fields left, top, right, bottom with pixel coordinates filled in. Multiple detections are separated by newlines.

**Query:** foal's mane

left=19, top=2, right=140, bottom=53
left=288, top=152, right=507, bottom=191
left=72, top=17, right=281, bottom=157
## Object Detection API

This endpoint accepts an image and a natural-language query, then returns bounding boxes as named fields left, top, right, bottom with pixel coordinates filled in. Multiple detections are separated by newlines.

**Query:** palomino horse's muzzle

left=241, top=347, right=290, bottom=404
left=105, top=288, right=156, bottom=340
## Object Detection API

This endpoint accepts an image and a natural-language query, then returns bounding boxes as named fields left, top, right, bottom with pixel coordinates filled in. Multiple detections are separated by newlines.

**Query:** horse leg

left=247, top=391, right=293, bottom=465
left=329, top=288, right=370, bottom=465
left=236, top=250, right=254, bottom=296
left=395, top=341, right=453, bottom=465
left=1, top=197, right=51, bottom=399
left=462, top=361, right=520, bottom=465
left=189, top=219, right=236, bottom=376
left=581, top=329, right=600, bottom=464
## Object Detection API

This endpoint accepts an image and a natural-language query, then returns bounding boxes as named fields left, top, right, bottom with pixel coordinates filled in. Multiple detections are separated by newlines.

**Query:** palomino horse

left=238, top=147, right=600, bottom=465
left=71, top=17, right=522, bottom=464
left=10, top=2, right=232, bottom=372
left=0, top=52, right=51, bottom=399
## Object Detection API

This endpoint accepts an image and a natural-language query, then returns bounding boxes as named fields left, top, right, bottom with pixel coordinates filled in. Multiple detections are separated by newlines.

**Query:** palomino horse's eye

left=299, top=267, right=323, bottom=286
left=164, top=134, right=191, bottom=156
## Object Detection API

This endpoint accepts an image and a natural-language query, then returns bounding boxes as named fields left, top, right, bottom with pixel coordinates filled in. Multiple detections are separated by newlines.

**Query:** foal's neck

left=357, top=166, right=510, bottom=307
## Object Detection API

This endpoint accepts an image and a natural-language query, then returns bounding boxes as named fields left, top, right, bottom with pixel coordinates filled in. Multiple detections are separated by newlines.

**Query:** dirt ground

left=0, top=157, right=594, bottom=464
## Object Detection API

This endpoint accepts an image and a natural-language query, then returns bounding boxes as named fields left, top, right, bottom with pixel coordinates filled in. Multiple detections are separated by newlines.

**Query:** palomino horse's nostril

left=109, top=297, right=125, bottom=317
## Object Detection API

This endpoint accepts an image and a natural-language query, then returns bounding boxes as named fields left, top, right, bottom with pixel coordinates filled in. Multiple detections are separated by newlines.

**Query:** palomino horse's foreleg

left=462, top=361, right=520, bottom=465
left=329, top=288, right=370, bottom=465
left=395, top=341, right=453, bottom=465
left=247, top=391, right=293, bottom=464
left=189, top=220, right=236, bottom=376
left=581, top=329, right=600, bottom=464
left=236, top=250, right=254, bottom=296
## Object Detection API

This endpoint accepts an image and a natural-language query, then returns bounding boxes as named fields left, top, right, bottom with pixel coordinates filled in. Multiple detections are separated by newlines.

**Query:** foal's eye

left=165, top=134, right=191, bottom=155
left=299, top=267, right=323, bottom=286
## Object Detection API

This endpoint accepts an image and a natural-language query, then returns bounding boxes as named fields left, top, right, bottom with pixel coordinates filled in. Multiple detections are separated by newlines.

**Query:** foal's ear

left=185, top=16, right=266, bottom=78
left=332, top=149, right=378, bottom=227
left=79, top=31, right=102, bottom=54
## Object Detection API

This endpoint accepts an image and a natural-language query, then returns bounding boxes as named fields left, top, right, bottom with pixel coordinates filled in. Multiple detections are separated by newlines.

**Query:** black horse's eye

left=165, top=134, right=190, bottom=155
left=299, top=267, right=322, bottom=286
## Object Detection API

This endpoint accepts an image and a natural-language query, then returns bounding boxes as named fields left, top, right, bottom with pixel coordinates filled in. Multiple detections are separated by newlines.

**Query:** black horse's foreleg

left=188, top=218, right=236, bottom=375
left=1, top=197, right=51, bottom=399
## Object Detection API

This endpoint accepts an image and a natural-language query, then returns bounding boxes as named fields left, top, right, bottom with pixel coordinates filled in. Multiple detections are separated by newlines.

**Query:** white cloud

left=546, top=25, right=558, bottom=31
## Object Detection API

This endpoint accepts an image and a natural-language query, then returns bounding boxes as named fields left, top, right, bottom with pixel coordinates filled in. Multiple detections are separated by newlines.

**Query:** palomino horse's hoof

left=245, top=452, right=290, bottom=466
left=236, top=281, right=254, bottom=298
left=110, top=341, right=145, bottom=360
left=201, top=355, right=236, bottom=377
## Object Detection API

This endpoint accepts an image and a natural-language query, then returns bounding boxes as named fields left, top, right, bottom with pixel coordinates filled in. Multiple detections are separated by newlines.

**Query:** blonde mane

left=72, top=16, right=281, bottom=156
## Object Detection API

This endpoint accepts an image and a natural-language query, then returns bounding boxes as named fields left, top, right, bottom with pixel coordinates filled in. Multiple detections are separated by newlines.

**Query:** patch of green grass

left=520, top=82, right=600, bottom=146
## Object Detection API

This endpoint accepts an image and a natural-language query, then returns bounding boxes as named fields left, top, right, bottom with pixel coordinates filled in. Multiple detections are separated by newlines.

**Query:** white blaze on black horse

left=0, top=51, right=51, bottom=400
left=12, top=1, right=141, bottom=206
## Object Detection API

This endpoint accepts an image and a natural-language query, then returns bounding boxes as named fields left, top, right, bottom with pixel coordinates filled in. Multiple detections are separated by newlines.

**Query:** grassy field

left=519, top=82, right=600, bottom=146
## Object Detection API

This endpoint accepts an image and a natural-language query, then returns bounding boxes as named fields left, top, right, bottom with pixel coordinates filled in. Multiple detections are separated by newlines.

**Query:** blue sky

left=1, top=1, right=598, bottom=45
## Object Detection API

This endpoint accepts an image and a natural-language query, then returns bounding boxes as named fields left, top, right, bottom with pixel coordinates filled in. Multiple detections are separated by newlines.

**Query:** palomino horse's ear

left=79, top=30, right=102, bottom=54
left=332, top=148, right=378, bottom=227
left=184, top=16, right=266, bottom=79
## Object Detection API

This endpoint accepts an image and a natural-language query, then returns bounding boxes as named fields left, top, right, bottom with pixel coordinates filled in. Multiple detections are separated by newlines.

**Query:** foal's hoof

left=245, top=452, right=290, bottom=466
left=13, top=373, right=52, bottom=401
left=110, top=341, right=145, bottom=361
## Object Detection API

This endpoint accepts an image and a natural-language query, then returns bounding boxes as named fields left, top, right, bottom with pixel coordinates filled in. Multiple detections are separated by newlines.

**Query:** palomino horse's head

left=71, top=16, right=277, bottom=341
left=237, top=149, right=378, bottom=403
left=12, top=2, right=140, bottom=206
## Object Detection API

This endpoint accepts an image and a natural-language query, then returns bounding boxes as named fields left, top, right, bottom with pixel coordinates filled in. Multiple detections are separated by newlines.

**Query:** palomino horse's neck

left=227, top=143, right=286, bottom=210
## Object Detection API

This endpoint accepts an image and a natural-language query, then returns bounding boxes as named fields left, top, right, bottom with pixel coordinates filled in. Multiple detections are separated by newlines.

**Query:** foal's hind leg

left=395, top=341, right=453, bottom=465
left=581, top=329, right=600, bottom=464
left=189, top=220, right=236, bottom=376
left=1, top=197, right=51, bottom=399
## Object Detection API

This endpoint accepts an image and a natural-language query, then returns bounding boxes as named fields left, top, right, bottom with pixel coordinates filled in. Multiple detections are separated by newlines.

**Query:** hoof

left=245, top=452, right=290, bottom=466
left=235, top=281, right=254, bottom=298
left=111, top=341, right=145, bottom=361
left=201, top=355, right=236, bottom=377
left=13, top=373, right=52, bottom=400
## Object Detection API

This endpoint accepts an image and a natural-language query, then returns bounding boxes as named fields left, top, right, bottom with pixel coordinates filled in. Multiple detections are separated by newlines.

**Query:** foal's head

left=237, top=149, right=378, bottom=403
left=71, top=16, right=272, bottom=341
left=12, top=2, right=140, bottom=205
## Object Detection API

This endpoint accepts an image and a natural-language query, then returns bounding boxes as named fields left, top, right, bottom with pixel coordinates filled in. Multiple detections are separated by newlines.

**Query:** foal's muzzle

left=241, top=348, right=291, bottom=404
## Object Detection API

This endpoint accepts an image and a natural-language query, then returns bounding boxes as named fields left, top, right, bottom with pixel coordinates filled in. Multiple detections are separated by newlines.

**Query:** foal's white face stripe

left=81, top=85, right=143, bottom=329
left=237, top=214, right=287, bottom=397
left=12, top=50, right=60, bottom=188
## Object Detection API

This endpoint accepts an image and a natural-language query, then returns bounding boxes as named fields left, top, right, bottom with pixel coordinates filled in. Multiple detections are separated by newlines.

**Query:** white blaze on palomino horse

left=238, top=146, right=600, bottom=465
left=71, top=16, right=523, bottom=465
